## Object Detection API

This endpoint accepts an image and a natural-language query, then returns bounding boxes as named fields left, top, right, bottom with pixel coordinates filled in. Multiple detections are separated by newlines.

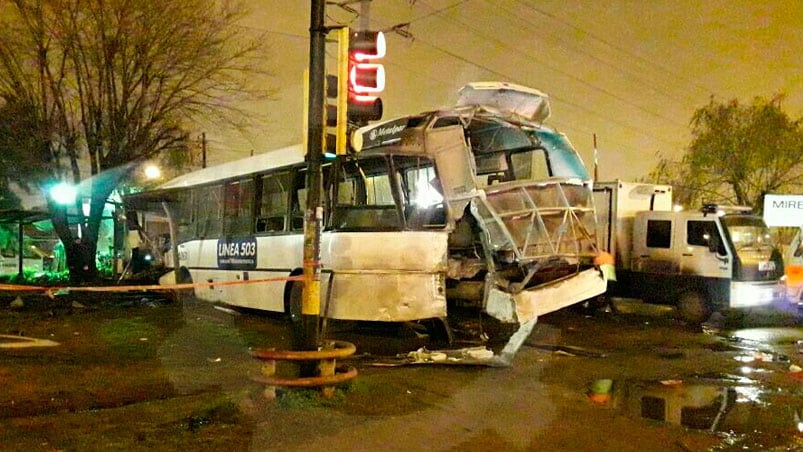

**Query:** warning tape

left=0, top=274, right=306, bottom=297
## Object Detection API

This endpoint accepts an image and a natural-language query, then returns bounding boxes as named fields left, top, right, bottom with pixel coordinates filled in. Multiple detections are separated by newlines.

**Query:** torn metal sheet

left=373, top=319, right=537, bottom=368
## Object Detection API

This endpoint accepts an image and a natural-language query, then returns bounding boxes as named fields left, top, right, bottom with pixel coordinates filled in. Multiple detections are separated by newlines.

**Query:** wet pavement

left=0, top=292, right=802, bottom=451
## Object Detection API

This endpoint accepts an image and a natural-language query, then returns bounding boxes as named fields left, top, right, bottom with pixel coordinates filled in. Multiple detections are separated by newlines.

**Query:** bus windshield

left=329, top=154, right=446, bottom=231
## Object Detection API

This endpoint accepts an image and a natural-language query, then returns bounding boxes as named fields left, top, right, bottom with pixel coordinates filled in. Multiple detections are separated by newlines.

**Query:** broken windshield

left=534, top=129, right=590, bottom=180
left=329, top=155, right=445, bottom=232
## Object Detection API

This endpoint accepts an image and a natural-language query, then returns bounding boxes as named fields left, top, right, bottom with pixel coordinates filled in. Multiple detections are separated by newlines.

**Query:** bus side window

left=223, top=179, right=254, bottom=235
left=289, top=168, right=306, bottom=231
left=256, top=172, right=290, bottom=233
left=196, top=184, right=223, bottom=238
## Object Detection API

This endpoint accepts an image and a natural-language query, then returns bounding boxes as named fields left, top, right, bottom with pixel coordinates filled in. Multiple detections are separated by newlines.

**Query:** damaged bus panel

left=352, top=82, right=606, bottom=325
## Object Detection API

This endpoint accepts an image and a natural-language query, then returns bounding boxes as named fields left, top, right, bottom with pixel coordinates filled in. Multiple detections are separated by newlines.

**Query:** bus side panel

left=322, top=231, right=448, bottom=271
left=218, top=270, right=288, bottom=312
left=180, top=235, right=303, bottom=310
left=325, top=272, right=446, bottom=321
left=322, top=231, right=449, bottom=321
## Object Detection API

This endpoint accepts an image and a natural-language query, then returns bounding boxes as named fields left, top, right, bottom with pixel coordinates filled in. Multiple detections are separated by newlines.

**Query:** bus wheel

left=285, top=280, right=303, bottom=324
left=677, top=291, right=710, bottom=324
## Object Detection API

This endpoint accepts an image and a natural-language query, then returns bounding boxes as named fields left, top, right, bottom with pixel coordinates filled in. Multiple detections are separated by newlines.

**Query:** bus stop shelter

left=0, top=209, right=52, bottom=278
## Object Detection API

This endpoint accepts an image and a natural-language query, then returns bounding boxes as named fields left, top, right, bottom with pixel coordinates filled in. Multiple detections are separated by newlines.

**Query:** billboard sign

left=763, top=194, right=803, bottom=227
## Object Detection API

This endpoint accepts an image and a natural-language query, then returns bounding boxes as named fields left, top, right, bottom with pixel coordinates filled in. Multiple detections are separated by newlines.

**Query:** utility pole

left=201, top=132, right=207, bottom=169
left=299, top=0, right=326, bottom=363
left=359, top=0, right=370, bottom=30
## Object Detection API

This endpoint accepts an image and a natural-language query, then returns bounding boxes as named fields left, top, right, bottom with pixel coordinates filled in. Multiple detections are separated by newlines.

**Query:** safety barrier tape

left=0, top=274, right=306, bottom=296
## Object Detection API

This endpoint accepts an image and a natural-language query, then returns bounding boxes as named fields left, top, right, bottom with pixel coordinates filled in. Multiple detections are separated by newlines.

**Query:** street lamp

left=49, top=182, right=77, bottom=206
left=144, top=164, right=161, bottom=180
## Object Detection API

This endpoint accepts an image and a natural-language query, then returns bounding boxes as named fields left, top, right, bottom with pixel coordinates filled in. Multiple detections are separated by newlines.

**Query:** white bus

left=125, top=82, right=607, bottom=342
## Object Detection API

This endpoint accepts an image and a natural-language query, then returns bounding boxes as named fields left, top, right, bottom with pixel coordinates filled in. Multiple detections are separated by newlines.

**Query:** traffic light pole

left=300, top=0, right=326, bottom=363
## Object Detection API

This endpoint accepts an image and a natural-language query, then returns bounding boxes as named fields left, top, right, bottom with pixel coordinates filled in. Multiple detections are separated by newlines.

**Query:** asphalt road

left=0, top=293, right=802, bottom=451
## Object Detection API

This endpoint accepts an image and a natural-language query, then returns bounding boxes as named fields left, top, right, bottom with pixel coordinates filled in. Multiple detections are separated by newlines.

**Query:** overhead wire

left=511, top=0, right=718, bottom=100
left=491, top=0, right=706, bottom=110
left=392, top=0, right=686, bottom=152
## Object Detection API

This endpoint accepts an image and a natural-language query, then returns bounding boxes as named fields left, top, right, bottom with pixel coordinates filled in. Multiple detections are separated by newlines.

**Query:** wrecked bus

left=124, top=82, right=607, bottom=350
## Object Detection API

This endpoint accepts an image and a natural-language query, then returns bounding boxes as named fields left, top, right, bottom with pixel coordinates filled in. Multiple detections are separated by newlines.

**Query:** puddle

left=728, top=327, right=803, bottom=346
left=606, top=376, right=803, bottom=447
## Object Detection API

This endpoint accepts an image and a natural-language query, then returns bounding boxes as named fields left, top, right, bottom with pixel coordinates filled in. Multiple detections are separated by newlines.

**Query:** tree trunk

left=64, top=237, right=98, bottom=284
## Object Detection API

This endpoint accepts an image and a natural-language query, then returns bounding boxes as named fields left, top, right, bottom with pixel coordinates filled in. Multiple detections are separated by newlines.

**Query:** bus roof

left=158, top=144, right=304, bottom=190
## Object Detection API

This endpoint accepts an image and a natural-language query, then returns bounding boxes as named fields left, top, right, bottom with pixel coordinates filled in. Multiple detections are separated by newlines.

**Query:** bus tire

left=677, top=291, right=710, bottom=324
left=285, top=280, right=303, bottom=324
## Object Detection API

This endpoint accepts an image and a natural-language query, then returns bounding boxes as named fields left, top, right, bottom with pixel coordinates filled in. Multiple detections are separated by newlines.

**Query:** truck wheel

left=677, top=291, right=710, bottom=324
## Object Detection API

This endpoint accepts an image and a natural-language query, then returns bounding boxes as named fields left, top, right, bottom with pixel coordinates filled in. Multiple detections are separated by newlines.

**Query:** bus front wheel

left=677, top=291, right=710, bottom=324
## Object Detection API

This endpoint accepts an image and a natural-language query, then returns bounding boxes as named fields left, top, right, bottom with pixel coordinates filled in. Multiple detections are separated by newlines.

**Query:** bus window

left=223, top=179, right=254, bottom=236
left=256, top=172, right=290, bottom=233
left=510, top=149, right=550, bottom=181
left=475, top=153, right=509, bottom=186
left=330, top=157, right=400, bottom=231
left=290, top=164, right=333, bottom=231
left=174, top=191, right=194, bottom=242
left=196, top=184, right=224, bottom=237
left=291, top=168, right=306, bottom=231
left=397, top=156, right=446, bottom=229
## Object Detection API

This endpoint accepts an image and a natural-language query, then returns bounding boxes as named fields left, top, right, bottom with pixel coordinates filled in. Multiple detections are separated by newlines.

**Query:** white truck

left=594, top=180, right=784, bottom=322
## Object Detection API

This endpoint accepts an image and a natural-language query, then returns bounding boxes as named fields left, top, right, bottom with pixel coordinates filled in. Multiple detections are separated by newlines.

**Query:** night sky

left=207, top=0, right=802, bottom=182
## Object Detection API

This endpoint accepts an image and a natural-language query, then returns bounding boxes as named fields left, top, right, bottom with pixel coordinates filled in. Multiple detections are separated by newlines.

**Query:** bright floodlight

left=144, top=164, right=161, bottom=180
left=49, top=182, right=77, bottom=205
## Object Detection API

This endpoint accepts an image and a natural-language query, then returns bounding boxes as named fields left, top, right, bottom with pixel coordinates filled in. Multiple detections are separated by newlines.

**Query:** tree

left=649, top=95, right=803, bottom=212
left=0, top=0, right=271, bottom=283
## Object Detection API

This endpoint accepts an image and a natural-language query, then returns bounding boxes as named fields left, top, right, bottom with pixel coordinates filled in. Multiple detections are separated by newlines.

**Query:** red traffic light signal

left=348, top=30, right=385, bottom=123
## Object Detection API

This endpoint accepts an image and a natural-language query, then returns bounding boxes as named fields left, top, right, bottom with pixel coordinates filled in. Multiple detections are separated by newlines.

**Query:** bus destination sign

left=217, top=237, right=257, bottom=270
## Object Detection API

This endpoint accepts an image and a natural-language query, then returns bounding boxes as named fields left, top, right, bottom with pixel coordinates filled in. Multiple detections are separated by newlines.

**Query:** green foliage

left=276, top=387, right=347, bottom=408
left=648, top=95, right=803, bottom=211
left=0, top=269, right=72, bottom=286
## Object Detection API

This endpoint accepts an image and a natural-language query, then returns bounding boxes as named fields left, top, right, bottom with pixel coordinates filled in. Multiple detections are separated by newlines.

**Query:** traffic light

left=347, top=30, right=385, bottom=124
left=323, top=28, right=349, bottom=155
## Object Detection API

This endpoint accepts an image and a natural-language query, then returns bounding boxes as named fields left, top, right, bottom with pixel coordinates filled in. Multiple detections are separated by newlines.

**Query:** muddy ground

left=0, top=291, right=802, bottom=451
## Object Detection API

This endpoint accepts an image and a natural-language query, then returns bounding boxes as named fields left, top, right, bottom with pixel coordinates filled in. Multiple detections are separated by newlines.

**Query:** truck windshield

left=721, top=216, right=773, bottom=252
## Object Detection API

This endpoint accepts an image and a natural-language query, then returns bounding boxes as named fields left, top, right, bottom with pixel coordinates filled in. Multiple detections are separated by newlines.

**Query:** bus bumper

left=486, top=268, right=607, bottom=323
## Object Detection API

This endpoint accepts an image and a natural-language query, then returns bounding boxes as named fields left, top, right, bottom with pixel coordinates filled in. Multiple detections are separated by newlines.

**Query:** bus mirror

left=794, top=245, right=803, bottom=258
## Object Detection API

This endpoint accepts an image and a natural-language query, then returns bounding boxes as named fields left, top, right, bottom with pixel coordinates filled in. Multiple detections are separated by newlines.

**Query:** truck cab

left=595, top=181, right=784, bottom=322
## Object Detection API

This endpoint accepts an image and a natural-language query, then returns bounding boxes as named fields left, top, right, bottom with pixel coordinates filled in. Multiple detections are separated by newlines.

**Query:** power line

left=411, top=0, right=688, bottom=131
left=511, top=0, right=718, bottom=100
left=489, top=0, right=706, bottom=110
left=396, top=1, right=685, bottom=151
